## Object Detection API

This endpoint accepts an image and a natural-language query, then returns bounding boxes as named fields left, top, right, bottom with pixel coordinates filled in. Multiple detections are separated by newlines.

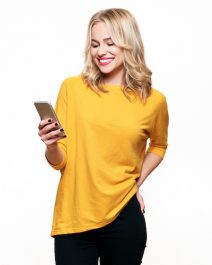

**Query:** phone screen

left=34, top=101, right=66, bottom=137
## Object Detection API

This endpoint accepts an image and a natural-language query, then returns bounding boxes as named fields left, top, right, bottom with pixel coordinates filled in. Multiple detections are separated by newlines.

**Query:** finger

left=40, top=122, right=60, bottom=135
left=45, top=136, right=64, bottom=146
left=141, top=202, right=145, bottom=213
left=38, top=118, right=54, bottom=130
left=41, top=128, right=64, bottom=142
left=142, top=203, right=145, bottom=213
left=137, top=196, right=145, bottom=213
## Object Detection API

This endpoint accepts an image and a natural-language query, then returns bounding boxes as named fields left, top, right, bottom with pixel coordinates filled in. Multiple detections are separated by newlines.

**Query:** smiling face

left=90, top=22, right=125, bottom=85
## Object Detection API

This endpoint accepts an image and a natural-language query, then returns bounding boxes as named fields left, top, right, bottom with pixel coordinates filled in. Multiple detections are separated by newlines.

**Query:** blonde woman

left=38, top=8, right=169, bottom=265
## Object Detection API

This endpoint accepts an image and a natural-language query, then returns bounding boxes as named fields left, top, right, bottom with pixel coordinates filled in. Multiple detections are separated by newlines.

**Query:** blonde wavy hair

left=82, top=8, right=152, bottom=102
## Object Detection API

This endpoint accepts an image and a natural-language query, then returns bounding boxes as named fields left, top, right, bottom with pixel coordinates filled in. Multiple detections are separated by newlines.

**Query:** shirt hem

left=50, top=185, right=138, bottom=237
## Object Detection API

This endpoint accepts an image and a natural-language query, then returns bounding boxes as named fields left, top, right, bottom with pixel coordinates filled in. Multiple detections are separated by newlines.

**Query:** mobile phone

left=34, top=101, right=66, bottom=137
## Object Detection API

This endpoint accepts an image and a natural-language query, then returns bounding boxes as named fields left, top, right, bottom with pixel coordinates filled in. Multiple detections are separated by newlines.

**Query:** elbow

left=147, top=143, right=168, bottom=159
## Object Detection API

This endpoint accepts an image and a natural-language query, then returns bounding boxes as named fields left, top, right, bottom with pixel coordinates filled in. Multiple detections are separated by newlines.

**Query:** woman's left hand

left=136, top=191, right=145, bottom=213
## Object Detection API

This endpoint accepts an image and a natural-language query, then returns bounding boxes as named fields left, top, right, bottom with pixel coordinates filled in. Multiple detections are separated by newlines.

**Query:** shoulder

left=61, top=74, right=85, bottom=88
left=57, top=75, right=86, bottom=98
left=150, top=88, right=166, bottom=102
left=148, top=88, right=167, bottom=106
left=145, top=88, right=168, bottom=113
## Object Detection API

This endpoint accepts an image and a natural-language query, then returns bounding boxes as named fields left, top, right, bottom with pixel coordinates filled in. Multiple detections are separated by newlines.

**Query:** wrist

left=46, top=143, right=58, bottom=151
left=136, top=181, right=141, bottom=188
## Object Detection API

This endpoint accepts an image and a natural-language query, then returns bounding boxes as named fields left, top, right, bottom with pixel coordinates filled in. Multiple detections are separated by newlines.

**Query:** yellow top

left=48, top=75, right=169, bottom=236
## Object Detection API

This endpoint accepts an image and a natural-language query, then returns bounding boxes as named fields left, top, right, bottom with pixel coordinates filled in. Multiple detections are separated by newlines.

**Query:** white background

left=0, top=0, right=212, bottom=264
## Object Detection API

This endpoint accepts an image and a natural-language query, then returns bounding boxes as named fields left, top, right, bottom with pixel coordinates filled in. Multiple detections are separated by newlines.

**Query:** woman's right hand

left=38, top=118, right=65, bottom=149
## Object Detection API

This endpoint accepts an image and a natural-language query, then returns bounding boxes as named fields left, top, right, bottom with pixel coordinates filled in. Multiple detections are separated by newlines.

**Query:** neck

left=103, top=67, right=125, bottom=86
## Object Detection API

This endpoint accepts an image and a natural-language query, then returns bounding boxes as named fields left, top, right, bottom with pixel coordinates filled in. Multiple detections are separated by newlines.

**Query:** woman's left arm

left=136, top=153, right=163, bottom=213
left=136, top=152, right=163, bottom=188
left=136, top=95, right=169, bottom=213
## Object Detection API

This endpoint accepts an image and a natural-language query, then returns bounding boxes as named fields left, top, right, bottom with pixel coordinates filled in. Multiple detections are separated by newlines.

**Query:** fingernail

left=48, top=119, right=52, bottom=122
left=60, top=128, right=64, bottom=132
left=55, top=122, right=58, bottom=126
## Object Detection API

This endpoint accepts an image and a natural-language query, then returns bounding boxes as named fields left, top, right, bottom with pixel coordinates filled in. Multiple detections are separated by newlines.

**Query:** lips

left=98, top=57, right=114, bottom=66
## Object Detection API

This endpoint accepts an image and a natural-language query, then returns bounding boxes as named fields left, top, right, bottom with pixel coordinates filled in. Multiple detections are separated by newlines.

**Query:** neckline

left=103, top=83, right=124, bottom=89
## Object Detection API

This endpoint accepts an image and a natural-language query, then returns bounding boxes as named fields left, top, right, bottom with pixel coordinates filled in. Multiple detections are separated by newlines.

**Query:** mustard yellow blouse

left=48, top=75, right=169, bottom=236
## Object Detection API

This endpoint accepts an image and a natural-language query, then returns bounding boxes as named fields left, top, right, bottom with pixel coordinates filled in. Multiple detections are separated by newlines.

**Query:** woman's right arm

left=38, top=118, right=65, bottom=166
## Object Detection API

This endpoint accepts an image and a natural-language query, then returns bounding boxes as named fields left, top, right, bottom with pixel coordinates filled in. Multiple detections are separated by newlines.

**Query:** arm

left=136, top=152, right=163, bottom=188
left=136, top=95, right=169, bottom=212
left=38, top=118, right=66, bottom=169
left=45, top=137, right=65, bottom=166
left=136, top=152, right=163, bottom=213
left=38, top=80, right=68, bottom=170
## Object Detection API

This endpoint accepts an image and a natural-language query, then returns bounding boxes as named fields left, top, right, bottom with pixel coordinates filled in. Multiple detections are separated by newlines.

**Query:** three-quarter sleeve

left=46, top=80, right=67, bottom=170
left=146, top=96, right=169, bottom=158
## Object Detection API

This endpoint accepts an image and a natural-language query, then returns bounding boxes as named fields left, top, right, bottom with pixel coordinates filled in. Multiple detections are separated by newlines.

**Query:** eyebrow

left=91, top=37, right=112, bottom=43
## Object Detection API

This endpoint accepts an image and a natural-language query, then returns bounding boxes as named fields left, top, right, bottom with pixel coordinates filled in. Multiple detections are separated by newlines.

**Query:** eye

left=91, top=44, right=99, bottom=48
left=107, top=43, right=114, bottom=46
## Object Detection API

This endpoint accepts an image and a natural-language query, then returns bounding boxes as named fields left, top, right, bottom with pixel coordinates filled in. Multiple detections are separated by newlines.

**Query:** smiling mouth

left=98, top=58, right=114, bottom=66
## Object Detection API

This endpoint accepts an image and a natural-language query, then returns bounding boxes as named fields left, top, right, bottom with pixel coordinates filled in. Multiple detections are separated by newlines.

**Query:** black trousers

left=54, top=194, right=147, bottom=265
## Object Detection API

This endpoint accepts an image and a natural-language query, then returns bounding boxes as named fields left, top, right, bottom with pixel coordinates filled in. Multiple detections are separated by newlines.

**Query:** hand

left=38, top=118, right=65, bottom=148
left=136, top=191, right=145, bottom=214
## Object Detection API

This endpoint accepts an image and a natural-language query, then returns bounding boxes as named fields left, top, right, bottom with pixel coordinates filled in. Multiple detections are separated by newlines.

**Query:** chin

left=99, top=70, right=113, bottom=75
left=98, top=66, right=115, bottom=74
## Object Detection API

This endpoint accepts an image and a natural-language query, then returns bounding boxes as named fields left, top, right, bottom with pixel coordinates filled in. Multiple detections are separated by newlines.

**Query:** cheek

left=90, top=49, right=97, bottom=58
left=111, top=47, right=123, bottom=59
left=116, top=53, right=124, bottom=64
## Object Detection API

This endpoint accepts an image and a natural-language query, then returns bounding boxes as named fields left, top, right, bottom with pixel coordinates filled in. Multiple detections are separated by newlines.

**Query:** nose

left=97, top=44, right=107, bottom=56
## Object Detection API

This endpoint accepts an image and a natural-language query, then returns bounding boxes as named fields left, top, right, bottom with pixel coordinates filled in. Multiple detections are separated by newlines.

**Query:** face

left=90, top=22, right=125, bottom=84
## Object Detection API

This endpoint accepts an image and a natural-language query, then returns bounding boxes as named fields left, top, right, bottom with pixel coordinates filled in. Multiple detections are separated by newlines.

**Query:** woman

left=38, top=8, right=169, bottom=265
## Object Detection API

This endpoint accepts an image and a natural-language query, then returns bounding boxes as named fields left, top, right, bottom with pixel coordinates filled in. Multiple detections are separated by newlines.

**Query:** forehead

left=91, top=22, right=111, bottom=40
